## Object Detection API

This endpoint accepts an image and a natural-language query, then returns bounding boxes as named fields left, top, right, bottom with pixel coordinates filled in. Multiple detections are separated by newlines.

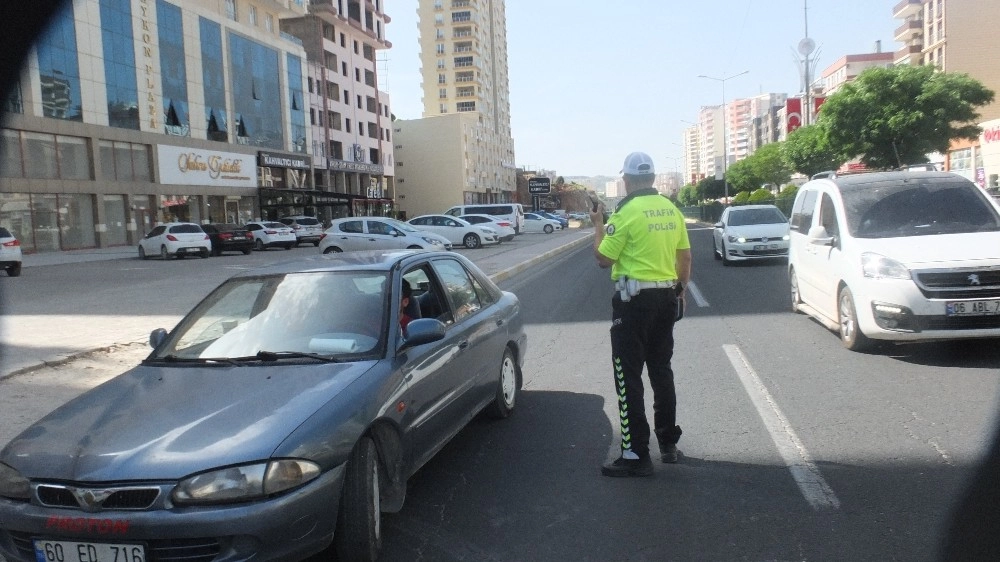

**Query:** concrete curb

left=489, top=232, right=593, bottom=284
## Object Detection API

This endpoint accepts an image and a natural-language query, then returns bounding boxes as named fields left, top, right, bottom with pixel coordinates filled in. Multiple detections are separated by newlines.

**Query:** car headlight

left=171, top=460, right=320, bottom=505
left=781, top=234, right=790, bottom=241
left=861, top=252, right=911, bottom=280
left=422, top=236, right=443, bottom=245
left=727, top=234, right=746, bottom=243
left=0, top=462, right=31, bottom=500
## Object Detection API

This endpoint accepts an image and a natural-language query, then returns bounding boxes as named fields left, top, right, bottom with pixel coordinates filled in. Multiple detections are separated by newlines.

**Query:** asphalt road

left=3, top=225, right=1000, bottom=561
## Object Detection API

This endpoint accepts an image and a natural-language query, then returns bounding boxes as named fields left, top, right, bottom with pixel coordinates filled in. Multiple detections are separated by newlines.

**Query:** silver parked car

left=319, top=216, right=452, bottom=253
left=0, top=250, right=526, bottom=562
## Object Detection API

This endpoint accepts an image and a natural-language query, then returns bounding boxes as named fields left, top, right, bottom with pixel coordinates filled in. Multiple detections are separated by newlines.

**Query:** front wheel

left=721, top=243, right=731, bottom=266
left=138, top=246, right=147, bottom=260
left=789, top=268, right=802, bottom=313
left=838, top=286, right=872, bottom=352
left=463, top=233, right=481, bottom=249
left=255, top=239, right=265, bottom=251
left=241, top=248, right=252, bottom=255
left=487, top=347, right=519, bottom=419
left=543, top=224, right=554, bottom=234
left=335, top=436, right=382, bottom=562
left=323, top=246, right=343, bottom=254
left=713, top=238, right=721, bottom=260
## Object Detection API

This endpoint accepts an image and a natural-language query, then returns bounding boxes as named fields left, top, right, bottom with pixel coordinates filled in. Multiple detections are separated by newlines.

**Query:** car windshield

left=843, top=178, right=1000, bottom=238
left=386, top=218, right=422, bottom=233
left=728, top=208, right=787, bottom=226
left=150, top=271, right=388, bottom=360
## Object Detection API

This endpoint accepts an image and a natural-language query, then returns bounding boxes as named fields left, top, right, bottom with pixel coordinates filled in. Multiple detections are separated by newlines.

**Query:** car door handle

left=495, top=318, right=504, bottom=327
left=458, top=340, right=469, bottom=350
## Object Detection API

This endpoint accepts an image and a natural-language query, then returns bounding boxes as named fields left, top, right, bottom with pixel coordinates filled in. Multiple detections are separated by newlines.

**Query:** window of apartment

left=330, top=111, right=341, bottom=130
left=355, top=68, right=360, bottom=82
left=340, top=33, right=346, bottom=47
left=454, top=26, right=472, bottom=38
left=438, top=73, right=446, bottom=84
left=368, top=122, right=378, bottom=139
left=439, top=88, right=447, bottom=99
left=353, top=40, right=359, bottom=54
left=248, top=5, right=257, bottom=26
left=439, top=103, right=448, bottom=113
left=386, top=129, right=390, bottom=142
left=357, top=94, right=362, bottom=109
left=456, top=71, right=474, bottom=83
left=345, top=118, right=351, bottom=133
left=342, top=61, right=348, bottom=76
left=331, top=140, right=343, bottom=160
left=950, top=148, right=972, bottom=172
left=358, top=122, right=365, bottom=136
left=452, top=11, right=470, bottom=23
left=437, top=59, right=446, bottom=69
left=327, top=81, right=338, bottom=99
left=364, top=69, right=375, bottom=87
left=455, top=41, right=472, bottom=53
left=436, top=29, right=445, bottom=39
left=265, top=14, right=273, bottom=32
left=363, top=44, right=375, bottom=61
left=454, top=56, right=473, bottom=67
left=307, top=77, right=314, bottom=93
left=366, top=96, right=377, bottom=113
left=435, top=14, right=443, bottom=24
left=225, top=0, right=237, bottom=21
left=309, top=108, right=315, bottom=125
left=436, top=44, right=445, bottom=54
left=317, top=110, right=323, bottom=127
left=457, top=101, right=475, bottom=112
left=343, top=88, right=349, bottom=103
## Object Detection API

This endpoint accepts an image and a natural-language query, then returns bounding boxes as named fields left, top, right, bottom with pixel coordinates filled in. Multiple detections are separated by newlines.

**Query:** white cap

left=621, top=152, right=655, bottom=175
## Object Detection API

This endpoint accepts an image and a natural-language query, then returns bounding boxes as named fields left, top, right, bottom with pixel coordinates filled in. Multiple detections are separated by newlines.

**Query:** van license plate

left=946, top=299, right=1000, bottom=316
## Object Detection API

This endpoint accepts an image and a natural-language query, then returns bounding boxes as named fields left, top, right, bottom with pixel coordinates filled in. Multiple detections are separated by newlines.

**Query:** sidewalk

left=1, top=231, right=595, bottom=379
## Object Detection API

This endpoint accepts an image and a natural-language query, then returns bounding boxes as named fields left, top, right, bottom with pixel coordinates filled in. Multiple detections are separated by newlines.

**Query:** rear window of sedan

left=728, top=208, right=787, bottom=226
left=0, top=227, right=12, bottom=237
left=169, top=224, right=204, bottom=233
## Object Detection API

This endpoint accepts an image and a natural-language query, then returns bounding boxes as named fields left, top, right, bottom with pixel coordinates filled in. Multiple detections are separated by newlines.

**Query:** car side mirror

left=714, top=222, right=724, bottom=229
left=807, top=225, right=835, bottom=246
left=149, top=328, right=168, bottom=349
left=399, top=318, right=446, bottom=350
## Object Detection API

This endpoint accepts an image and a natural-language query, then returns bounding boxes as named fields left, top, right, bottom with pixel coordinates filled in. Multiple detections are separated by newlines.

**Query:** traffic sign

left=528, top=177, right=551, bottom=194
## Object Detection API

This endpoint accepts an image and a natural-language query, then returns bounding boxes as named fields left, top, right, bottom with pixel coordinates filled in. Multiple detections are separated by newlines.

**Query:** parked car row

left=137, top=218, right=318, bottom=260
left=0, top=226, right=22, bottom=277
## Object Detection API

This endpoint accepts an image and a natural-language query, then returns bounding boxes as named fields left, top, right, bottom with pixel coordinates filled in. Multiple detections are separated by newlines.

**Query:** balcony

left=893, top=0, right=923, bottom=19
left=895, top=44, right=924, bottom=64
left=894, top=19, right=923, bottom=41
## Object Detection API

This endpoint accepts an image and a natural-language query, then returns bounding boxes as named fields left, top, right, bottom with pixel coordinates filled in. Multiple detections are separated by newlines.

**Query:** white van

left=787, top=170, right=1000, bottom=351
left=444, top=203, right=525, bottom=234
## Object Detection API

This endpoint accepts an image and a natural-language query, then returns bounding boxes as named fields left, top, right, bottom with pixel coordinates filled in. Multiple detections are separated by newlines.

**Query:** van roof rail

left=810, top=171, right=837, bottom=180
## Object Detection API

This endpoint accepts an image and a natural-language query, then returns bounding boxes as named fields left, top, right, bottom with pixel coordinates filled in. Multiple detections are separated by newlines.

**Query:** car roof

left=227, top=249, right=462, bottom=278
left=729, top=204, right=780, bottom=211
left=815, top=171, right=970, bottom=193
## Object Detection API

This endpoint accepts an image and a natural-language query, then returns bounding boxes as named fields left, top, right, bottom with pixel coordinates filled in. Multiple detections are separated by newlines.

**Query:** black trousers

left=610, top=287, right=683, bottom=458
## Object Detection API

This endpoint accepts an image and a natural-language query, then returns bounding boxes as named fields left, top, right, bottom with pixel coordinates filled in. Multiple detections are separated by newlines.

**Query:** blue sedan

left=0, top=250, right=526, bottom=562
left=531, top=211, right=569, bottom=228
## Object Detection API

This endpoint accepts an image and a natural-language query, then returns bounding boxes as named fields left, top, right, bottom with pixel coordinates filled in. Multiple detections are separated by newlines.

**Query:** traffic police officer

left=590, top=151, right=692, bottom=477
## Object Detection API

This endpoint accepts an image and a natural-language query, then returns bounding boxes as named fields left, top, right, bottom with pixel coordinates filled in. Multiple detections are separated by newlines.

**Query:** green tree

left=748, top=188, right=774, bottom=203
left=697, top=177, right=726, bottom=200
left=724, top=157, right=762, bottom=193
left=749, top=142, right=792, bottom=188
left=819, top=65, right=994, bottom=169
left=677, top=184, right=699, bottom=206
left=783, top=124, right=843, bottom=177
left=732, top=191, right=751, bottom=204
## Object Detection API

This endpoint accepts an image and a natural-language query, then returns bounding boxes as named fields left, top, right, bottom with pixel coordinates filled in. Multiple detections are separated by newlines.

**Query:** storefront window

left=33, top=194, right=60, bottom=252
left=103, top=194, right=127, bottom=246
left=0, top=129, right=23, bottom=178
left=61, top=194, right=97, bottom=250
left=0, top=193, right=33, bottom=252
left=23, top=132, right=58, bottom=179
left=57, top=135, right=90, bottom=180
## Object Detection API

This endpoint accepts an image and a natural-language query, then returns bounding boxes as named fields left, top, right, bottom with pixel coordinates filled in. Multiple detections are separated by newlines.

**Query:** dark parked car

left=0, top=250, right=526, bottom=562
left=202, top=223, right=253, bottom=256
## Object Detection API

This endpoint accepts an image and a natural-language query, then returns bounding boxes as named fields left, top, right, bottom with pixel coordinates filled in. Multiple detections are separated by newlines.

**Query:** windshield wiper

left=250, top=350, right=341, bottom=363
left=154, top=354, right=241, bottom=366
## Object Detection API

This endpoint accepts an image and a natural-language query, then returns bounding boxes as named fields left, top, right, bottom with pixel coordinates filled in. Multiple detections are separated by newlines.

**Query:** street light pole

left=697, top=70, right=748, bottom=204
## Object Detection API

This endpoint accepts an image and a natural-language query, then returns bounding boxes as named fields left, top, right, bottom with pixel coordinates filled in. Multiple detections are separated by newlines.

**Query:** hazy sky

left=379, top=1, right=897, bottom=177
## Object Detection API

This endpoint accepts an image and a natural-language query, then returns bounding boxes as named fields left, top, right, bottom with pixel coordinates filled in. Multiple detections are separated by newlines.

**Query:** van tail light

left=2, top=239, right=19, bottom=247
left=166, top=234, right=178, bottom=241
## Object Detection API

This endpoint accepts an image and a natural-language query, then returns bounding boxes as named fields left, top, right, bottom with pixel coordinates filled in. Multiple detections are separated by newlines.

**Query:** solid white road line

left=686, top=281, right=709, bottom=308
left=723, top=344, right=841, bottom=511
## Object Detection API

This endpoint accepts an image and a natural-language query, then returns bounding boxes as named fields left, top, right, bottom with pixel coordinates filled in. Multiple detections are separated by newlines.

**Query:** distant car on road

left=245, top=221, right=297, bottom=251
left=0, top=250, right=526, bottom=562
left=138, top=222, right=211, bottom=260
left=0, top=227, right=22, bottom=277
left=531, top=210, right=569, bottom=228
left=202, top=223, right=253, bottom=256
left=712, top=204, right=790, bottom=265
left=459, top=214, right=516, bottom=242
left=522, top=213, right=562, bottom=234
left=408, top=214, right=499, bottom=249
left=278, top=215, right=325, bottom=247
left=319, top=216, right=452, bottom=254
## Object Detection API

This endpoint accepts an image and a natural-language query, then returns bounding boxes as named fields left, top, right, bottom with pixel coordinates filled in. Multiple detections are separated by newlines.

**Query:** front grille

left=744, top=248, right=788, bottom=256
left=913, top=266, right=1000, bottom=299
left=36, top=484, right=160, bottom=510
left=915, top=314, right=1000, bottom=331
left=10, top=532, right=222, bottom=562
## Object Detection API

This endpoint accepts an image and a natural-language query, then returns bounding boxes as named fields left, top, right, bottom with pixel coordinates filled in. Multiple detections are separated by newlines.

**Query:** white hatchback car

left=319, top=217, right=452, bottom=254
left=459, top=214, right=516, bottom=242
left=712, top=204, right=790, bottom=265
left=138, top=222, right=211, bottom=260
left=522, top=213, right=562, bottom=234
left=788, top=171, right=1000, bottom=351
left=245, top=221, right=297, bottom=250
left=407, top=214, right=499, bottom=249
left=0, top=226, right=23, bottom=277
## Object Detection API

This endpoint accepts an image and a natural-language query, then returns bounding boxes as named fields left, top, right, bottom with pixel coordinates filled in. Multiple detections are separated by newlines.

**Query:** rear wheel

left=160, top=245, right=169, bottom=260
left=255, top=239, right=265, bottom=251
left=241, top=248, right=252, bottom=255
left=212, top=247, right=222, bottom=257
left=323, top=246, right=343, bottom=254
left=335, top=436, right=381, bottom=562
left=487, top=347, right=519, bottom=419
left=838, top=286, right=872, bottom=352
left=200, top=249, right=209, bottom=259
left=6, top=263, right=21, bottom=277
left=463, top=233, right=481, bottom=249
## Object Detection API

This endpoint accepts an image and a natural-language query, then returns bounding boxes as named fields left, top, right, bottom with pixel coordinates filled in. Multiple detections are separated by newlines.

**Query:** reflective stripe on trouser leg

left=614, top=356, right=631, bottom=451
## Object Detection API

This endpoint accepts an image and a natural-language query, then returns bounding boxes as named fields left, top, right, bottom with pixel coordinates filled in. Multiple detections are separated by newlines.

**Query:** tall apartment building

left=894, top=0, right=1000, bottom=186
left=696, top=105, right=724, bottom=181
left=394, top=0, right=516, bottom=218
left=281, top=0, right=396, bottom=218
left=0, top=0, right=401, bottom=253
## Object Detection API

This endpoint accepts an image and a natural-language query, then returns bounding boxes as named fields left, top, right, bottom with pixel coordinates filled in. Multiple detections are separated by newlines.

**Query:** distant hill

left=564, top=176, right=616, bottom=194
